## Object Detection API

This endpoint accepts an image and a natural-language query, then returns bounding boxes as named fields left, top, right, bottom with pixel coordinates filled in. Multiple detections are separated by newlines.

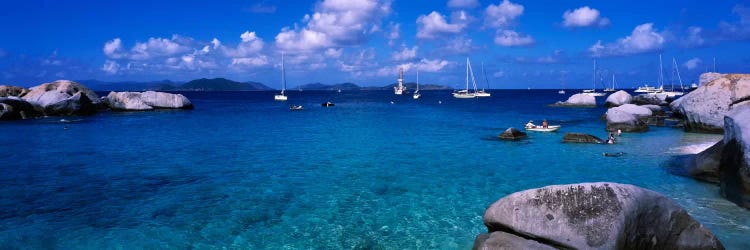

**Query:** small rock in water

left=562, top=133, right=603, bottom=144
left=498, top=127, right=527, bottom=140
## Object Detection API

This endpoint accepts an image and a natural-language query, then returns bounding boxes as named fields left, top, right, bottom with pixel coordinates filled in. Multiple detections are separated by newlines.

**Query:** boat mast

left=468, top=59, right=478, bottom=92
left=658, top=54, right=664, bottom=90
left=673, top=58, right=684, bottom=90
left=398, top=67, right=403, bottom=90
left=592, top=60, right=597, bottom=90
left=416, top=68, right=419, bottom=91
left=465, top=58, right=469, bottom=91
left=281, top=52, right=286, bottom=94
left=481, top=62, right=489, bottom=91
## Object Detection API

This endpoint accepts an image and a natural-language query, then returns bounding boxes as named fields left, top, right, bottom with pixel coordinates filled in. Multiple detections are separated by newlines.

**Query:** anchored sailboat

left=394, top=68, right=405, bottom=95
left=274, top=53, right=288, bottom=101
left=452, top=57, right=478, bottom=99
left=413, top=69, right=421, bottom=99
left=661, top=57, right=685, bottom=97
left=582, top=60, right=605, bottom=97
left=603, top=74, right=616, bottom=92
left=474, top=62, right=491, bottom=97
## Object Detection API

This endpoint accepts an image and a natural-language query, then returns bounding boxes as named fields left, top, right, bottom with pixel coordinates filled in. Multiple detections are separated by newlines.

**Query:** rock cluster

left=670, top=73, right=750, bottom=133
left=552, top=93, right=596, bottom=107
left=104, top=91, right=193, bottom=111
left=604, top=90, right=631, bottom=107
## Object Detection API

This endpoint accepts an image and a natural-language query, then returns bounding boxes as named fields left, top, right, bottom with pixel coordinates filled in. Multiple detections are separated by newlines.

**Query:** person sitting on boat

left=542, top=119, right=548, bottom=129
left=525, top=120, right=535, bottom=129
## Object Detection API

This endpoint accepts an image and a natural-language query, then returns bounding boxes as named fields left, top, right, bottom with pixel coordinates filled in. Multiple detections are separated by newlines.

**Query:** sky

left=1, top=0, right=749, bottom=89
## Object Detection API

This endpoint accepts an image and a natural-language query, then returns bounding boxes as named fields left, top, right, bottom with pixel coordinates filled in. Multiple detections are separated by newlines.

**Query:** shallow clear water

left=1, top=90, right=748, bottom=249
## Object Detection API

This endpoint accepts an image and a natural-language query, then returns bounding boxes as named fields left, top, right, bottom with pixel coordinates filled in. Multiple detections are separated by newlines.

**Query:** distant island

left=76, top=78, right=453, bottom=92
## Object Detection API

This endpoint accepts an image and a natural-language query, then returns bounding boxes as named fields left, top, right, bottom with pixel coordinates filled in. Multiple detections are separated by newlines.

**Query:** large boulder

left=22, top=80, right=101, bottom=115
left=0, top=85, right=29, bottom=97
left=476, top=183, right=724, bottom=249
left=632, top=94, right=667, bottom=106
left=498, top=127, right=527, bottom=140
left=0, top=97, right=42, bottom=120
left=719, top=106, right=750, bottom=209
left=552, top=93, right=596, bottom=107
left=683, top=141, right=724, bottom=183
left=562, top=133, right=603, bottom=143
left=605, top=109, right=649, bottom=132
left=670, top=73, right=750, bottom=133
left=604, top=90, right=631, bottom=107
left=105, top=91, right=193, bottom=111
left=611, top=104, right=653, bottom=117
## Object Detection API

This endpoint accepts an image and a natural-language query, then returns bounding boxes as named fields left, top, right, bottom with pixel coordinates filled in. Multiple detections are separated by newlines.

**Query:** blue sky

left=1, top=0, right=749, bottom=89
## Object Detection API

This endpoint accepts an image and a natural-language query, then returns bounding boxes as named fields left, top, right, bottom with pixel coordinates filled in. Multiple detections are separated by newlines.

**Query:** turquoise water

left=1, top=90, right=748, bottom=249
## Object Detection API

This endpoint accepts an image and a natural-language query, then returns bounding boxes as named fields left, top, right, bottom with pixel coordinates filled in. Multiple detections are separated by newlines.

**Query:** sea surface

left=1, top=90, right=749, bottom=249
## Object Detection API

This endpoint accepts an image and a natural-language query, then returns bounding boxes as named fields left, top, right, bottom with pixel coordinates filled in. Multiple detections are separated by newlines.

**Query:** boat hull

left=525, top=125, right=560, bottom=132
left=274, top=94, right=287, bottom=101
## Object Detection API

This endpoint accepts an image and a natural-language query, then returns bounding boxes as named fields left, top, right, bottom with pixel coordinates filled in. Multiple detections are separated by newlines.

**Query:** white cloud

left=683, top=57, right=702, bottom=70
left=224, top=31, right=265, bottom=57
left=325, top=48, right=343, bottom=58
left=387, top=22, right=400, bottom=46
left=211, top=38, right=222, bottom=49
left=231, top=56, right=269, bottom=67
left=684, top=26, right=705, bottom=47
left=447, top=0, right=479, bottom=9
left=562, top=6, right=610, bottom=28
left=416, top=11, right=465, bottom=39
left=274, top=0, right=392, bottom=51
left=415, top=58, right=449, bottom=72
left=589, top=23, right=665, bottom=57
left=391, top=46, right=418, bottom=61
left=129, top=36, right=190, bottom=60
left=101, top=60, right=120, bottom=74
left=484, top=0, right=524, bottom=28
left=494, top=30, right=534, bottom=47
left=438, top=36, right=476, bottom=55
left=103, top=38, right=125, bottom=59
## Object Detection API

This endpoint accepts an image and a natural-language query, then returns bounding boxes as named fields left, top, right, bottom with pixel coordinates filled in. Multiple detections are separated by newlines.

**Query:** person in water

left=616, top=129, right=622, bottom=137
left=542, top=119, right=548, bottom=129
left=607, top=133, right=616, bottom=144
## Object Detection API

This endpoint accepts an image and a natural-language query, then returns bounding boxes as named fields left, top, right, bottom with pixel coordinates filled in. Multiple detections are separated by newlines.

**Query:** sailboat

left=274, top=53, right=288, bottom=101
left=413, top=69, right=421, bottom=99
left=661, top=58, right=685, bottom=97
left=474, top=62, right=491, bottom=97
left=394, top=67, right=405, bottom=95
left=558, top=73, right=566, bottom=94
left=453, top=57, right=478, bottom=99
left=581, top=60, right=605, bottom=97
left=603, top=74, right=616, bottom=92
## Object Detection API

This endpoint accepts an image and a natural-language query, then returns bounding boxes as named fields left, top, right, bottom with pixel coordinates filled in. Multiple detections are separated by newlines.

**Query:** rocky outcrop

left=605, top=109, right=648, bottom=132
left=552, top=94, right=596, bottom=107
left=670, top=73, right=750, bottom=133
left=475, top=182, right=724, bottom=250
left=22, top=80, right=101, bottom=115
left=498, top=127, right=527, bottom=140
left=604, top=90, right=631, bottom=107
left=562, top=133, right=603, bottom=143
left=0, top=97, right=42, bottom=120
left=105, top=91, right=193, bottom=111
left=720, top=106, right=750, bottom=209
left=632, top=94, right=667, bottom=106
left=0, top=85, right=29, bottom=97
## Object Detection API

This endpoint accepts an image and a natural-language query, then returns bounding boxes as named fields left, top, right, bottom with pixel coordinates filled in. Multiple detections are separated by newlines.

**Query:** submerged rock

left=0, top=85, right=29, bottom=97
left=105, top=91, right=193, bottom=111
left=670, top=73, right=750, bottom=133
left=552, top=93, right=596, bottom=107
left=604, top=90, right=631, bottom=107
left=720, top=106, right=750, bottom=209
left=0, top=97, right=42, bottom=120
left=498, top=127, right=527, bottom=140
left=562, top=133, right=603, bottom=143
left=476, top=182, right=724, bottom=249
left=22, top=80, right=101, bottom=115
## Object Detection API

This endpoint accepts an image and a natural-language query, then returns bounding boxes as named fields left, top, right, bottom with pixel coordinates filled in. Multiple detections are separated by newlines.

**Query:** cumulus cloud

left=103, top=38, right=125, bottom=59
left=484, top=0, right=524, bottom=28
left=718, top=4, right=750, bottom=41
left=376, top=58, right=450, bottom=76
left=274, top=0, right=392, bottom=51
left=562, top=6, right=610, bottom=28
left=101, top=60, right=120, bottom=74
left=387, top=22, right=400, bottom=46
left=447, top=0, right=479, bottom=9
left=224, top=31, right=265, bottom=57
left=513, top=50, right=568, bottom=64
left=437, top=36, right=477, bottom=55
left=589, top=23, right=665, bottom=57
left=683, top=58, right=702, bottom=70
left=391, top=46, right=418, bottom=61
left=325, top=48, right=343, bottom=58
left=494, top=30, right=534, bottom=47
left=231, top=56, right=269, bottom=67
left=416, top=11, right=465, bottom=39
left=683, top=26, right=705, bottom=47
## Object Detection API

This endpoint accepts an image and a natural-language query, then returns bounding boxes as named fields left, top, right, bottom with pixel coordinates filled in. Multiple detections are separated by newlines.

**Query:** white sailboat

left=413, top=69, right=421, bottom=99
left=660, top=57, right=685, bottom=97
left=453, top=57, right=478, bottom=99
left=394, top=67, right=405, bottom=95
left=474, top=62, right=491, bottom=97
left=603, top=74, right=616, bottom=92
left=274, top=53, right=288, bottom=101
left=581, top=60, right=605, bottom=97
left=558, top=73, right=566, bottom=94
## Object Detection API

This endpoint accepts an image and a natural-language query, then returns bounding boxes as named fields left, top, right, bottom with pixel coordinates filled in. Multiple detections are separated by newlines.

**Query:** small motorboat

left=289, top=105, right=303, bottom=111
left=525, top=125, right=561, bottom=132
left=321, top=101, right=335, bottom=107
